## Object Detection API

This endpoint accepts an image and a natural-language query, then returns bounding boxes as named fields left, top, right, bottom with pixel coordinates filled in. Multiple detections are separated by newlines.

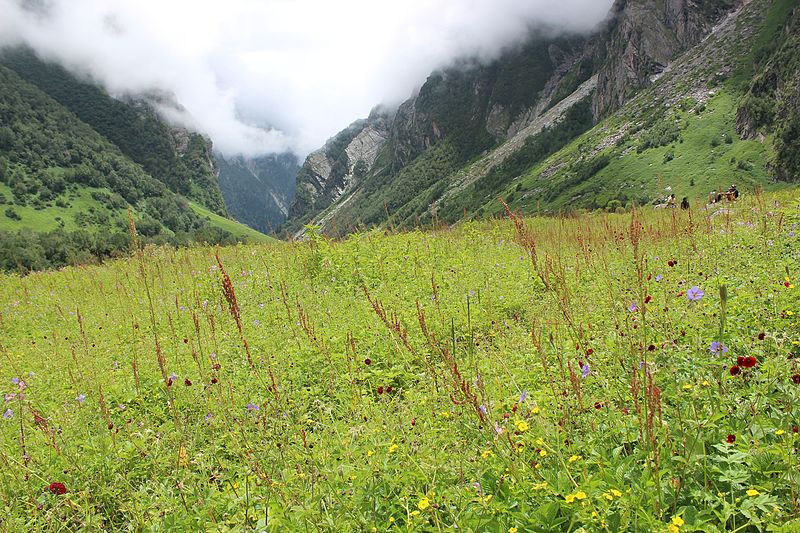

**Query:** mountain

left=284, top=0, right=795, bottom=236
left=0, top=50, right=269, bottom=272
left=216, top=152, right=299, bottom=234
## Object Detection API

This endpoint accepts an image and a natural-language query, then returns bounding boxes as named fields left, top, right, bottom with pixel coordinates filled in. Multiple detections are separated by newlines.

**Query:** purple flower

left=519, top=390, right=527, bottom=403
left=204, top=413, right=214, bottom=422
left=2, top=409, right=12, bottom=419
left=10, top=377, right=19, bottom=385
left=246, top=403, right=259, bottom=411
left=253, top=319, right=261, bottom=326
left=479, top=405, right=487, bottom=415
left=76, top=394, right=86, bottom=404
left=655, top=275, right=663, bottom=282
left=709, top=341, right=728, bottom=355
left=687, top=286, right=704, bottom=301
left=789, top=231, right=795, bottom=237
left=169, top=372, right=178, bottom=382
left=581, top=363, right=590, bottom=378
left=210, top=353, right=217, bottom=360
left=629, top=302, right=638, bottom=313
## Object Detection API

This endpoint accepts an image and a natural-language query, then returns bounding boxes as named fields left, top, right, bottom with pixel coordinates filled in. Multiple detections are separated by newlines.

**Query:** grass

left=0, top=184, right=115, bottom=233
left=0, top=188, right=798, bottom=530
left=188, top=201, right=275, bottom=243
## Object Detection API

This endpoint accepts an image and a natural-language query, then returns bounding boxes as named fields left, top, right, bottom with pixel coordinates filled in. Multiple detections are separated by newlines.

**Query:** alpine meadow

left=1, top=0, right=800, bottom=531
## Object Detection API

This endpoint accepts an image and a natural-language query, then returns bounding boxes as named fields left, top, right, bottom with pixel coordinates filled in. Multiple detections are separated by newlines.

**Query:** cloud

left=0, top=0, right=613, bottom=157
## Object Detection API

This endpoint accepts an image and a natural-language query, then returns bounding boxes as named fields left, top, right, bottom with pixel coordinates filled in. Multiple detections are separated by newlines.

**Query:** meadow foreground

left=1, top=192, right=799, bottom=531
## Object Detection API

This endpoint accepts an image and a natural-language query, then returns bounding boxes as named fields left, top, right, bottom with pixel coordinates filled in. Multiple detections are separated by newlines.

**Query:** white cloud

left=0, top=0, right=613, bottom=157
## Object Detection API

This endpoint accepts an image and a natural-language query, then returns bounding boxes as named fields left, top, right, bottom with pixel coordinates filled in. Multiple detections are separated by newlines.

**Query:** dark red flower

left=364, top=358, right=372, bottom=366
left=212, top=363, right=221, bottom=371
left=594, top=402, right=603, bottom=410
left=184, top=378, right=192, bottom=387
left=644, top=295, right=652, bottom=304
left=737, top=356, right=745, bottom=366
left=48, top=482, right=67, bottom=495
left=386, top=385, right=394, bottom=393
left=730, top=366, right=741, bottom=376
left=411, top=418, right=416, bottom=426
left=727, top=434, right=736, bottom=444
left=585, top=348, right=593, bottom=356
left=668, top=260, right=675, bottom=267
left=791, top=374, right=800, bottom=384
left=648, top=344, right=655, bottom=352
left=758, top=332, right=765, bottom=340
left=512, top=404, right=518, bottom=413
left=377, top=386, right=384, bottom=395
left=741, top=356, right=757, bottom=368
left=210, top=377, right=218, bottom=384
left=793, top=425, right=799, bottom=433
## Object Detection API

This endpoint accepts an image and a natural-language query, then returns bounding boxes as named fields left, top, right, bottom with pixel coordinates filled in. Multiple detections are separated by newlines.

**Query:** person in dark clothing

left=681, top=197, right=689, bottom=209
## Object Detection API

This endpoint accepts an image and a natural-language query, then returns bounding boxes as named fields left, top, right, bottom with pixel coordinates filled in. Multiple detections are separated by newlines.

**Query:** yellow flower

left=671, top=516, right=684, bottom=527
left=747, top=489, right=760, bottom=497
left=682, top=384, right=692, bottom=390
left=668, top=525, right=680, bottom=533
left=440, top=411, right=451, bottom=418
left=509, top=528, right=518, bottom=533
left=539, top=449, right=548, bottom=457
left=575, top=491, right=587, bottom=500
left=702, top=380, right=710, bottom=386
left=417, top=497, right=430, bottom=511
left=610, top=489, right=622, bottom=497
left=565, top=494, right=576, bottom=503
left=603, top=492, right=613, bottom=501
left=389, top=517, right=395, bottom=523
left=411, top=510, right=420, bottom=517
left=531, top=406, right=540, bottom=414
left=516, top=420, right=529, bottom=432
left=532, top=482, right=547, bottom=490
left=535, top=438, right=545, bottom=446
left=568, top=455, right=581, bottom=463
left=776, top=429, right=785, bottom=435
left=787, top=310, right=794, bottom=316
left=367, top=450, right=374, bottom=457
left=481, top=450, right=494, bottom=459
left=388, top=444, right=398, bottom=453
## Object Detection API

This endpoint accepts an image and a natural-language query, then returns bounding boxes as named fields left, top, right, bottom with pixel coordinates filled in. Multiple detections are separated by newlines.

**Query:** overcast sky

left=0, top=0, right=613, bottom=157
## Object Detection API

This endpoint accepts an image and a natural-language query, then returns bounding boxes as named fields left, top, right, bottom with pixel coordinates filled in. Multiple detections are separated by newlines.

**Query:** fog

left=0, top=0, right=614, bottom=157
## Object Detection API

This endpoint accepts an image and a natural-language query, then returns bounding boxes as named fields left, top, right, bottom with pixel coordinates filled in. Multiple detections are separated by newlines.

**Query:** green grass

left=0, top=184, right=117, bottom=232
left=188, top=201, right=274, bottom=243
left=1, top=190, right=798, bottom=530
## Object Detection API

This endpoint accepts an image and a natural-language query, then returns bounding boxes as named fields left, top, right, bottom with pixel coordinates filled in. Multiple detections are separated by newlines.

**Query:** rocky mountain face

left=284, top=0, right=744, bottom=236
left=216, top=152, right=299, bottom=234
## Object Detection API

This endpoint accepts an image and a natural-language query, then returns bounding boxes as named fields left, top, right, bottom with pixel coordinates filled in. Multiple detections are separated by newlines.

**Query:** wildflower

left=364, top=358, right=372, bottom=366
left=367, top=450, right=374, bottom=457
left=411, top=510, right=420, bottom=517
left=539, top=449, right=547, bottom=457
left=246, top=403, right=259, bottom=411
left=709, top=341, right=728, bottom=355
left=509, top=528, right=518, bottom=533
left=575, top=491, right=587, bottom=500
left=2, top=409, right=12, bottom=419
left=386, top=386, right=393, bottom=393
left=741, top=356, right=757, bottom=368
left=481, top=450, right=493, bottom=459
left=519, top=390, right=527, bottom=403
left=776, top=429, right=785, bottom=436
left=644, top=295, right=652, bottom=304
left=204, top=413, right=213, bottom=422
left=532, top=482, right=547, bottom=490
left=727, top=434, right=736, bottom=444
left=531, top=406, right=540, bottom=414
left=11, top=377, right=19, bottom=385
left=568, top=455, right=581, bottom=463
left=758, top=332, right=765, bottom=340
left=603, top=492, right=614, bottom=501
left=417, top=497, right=430, bottom=510
left=669, top=515, right=684, bottom=532
left=656, top=275, right=663, bottom=282
left=47, top=482, right=67, bottom=495
left=687, top=286, right=704, bottom=301
left=610, top=489, right=622, bottom=497
left=76, top=394, right=86, bottom=403
left=594, top=402, right=603, bottom=410
left=479, top=405, right=487, bottom=415
left=792, top=374, right=800, bottom=384
left=184, top=378, right=192, bottom=387
left=730, top=366, right=741, bottom=376
left=629, top=302, right=638, bottom=313
left=747, top=489, right=760, bottom=497
left=515, top=420, right=529, bottom=432
left=377, top=386, right=384, bottom=395
left=388, top=444, right=398, bottom=453
left=564, top=494, right=576, bottom=503
left=581, top=363, right=590, bottom=378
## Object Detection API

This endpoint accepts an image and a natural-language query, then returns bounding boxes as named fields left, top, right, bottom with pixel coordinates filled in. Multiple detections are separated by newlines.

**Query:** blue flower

left=581, top=363, right=590, bottom=378
left=629, top=302, right=638, bottom=313
left=687, top=286, right=704, bottom=301
left=709, top=341, right=728, bottom=355
left=76, top=394, right=87, bottom=404
left=2, top=409, right=12, bottom=419
left=519, top=390, right=527, bottom=403
left=246, top=403, right=259, bottom=411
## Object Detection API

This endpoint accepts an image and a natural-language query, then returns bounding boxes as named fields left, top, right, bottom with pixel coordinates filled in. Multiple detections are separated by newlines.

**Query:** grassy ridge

left=1, top=190, right=798, bottom=530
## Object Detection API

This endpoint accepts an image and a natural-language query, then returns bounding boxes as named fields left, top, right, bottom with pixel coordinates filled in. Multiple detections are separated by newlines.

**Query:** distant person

left=681, top=197, right=689, bottom=209
left=708, top=191, right=717, bottom=204
left=727, top=184, right=739, bottom=200
left=667, top=194, right=676, bottom=208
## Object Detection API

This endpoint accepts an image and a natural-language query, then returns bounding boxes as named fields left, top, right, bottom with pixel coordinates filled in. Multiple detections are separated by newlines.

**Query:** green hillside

left=0, top=64, right=268, bottom=272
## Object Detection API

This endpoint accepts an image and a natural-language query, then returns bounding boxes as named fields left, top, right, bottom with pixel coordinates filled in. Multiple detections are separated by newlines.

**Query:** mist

left=0, top=0, right=614, bottom=157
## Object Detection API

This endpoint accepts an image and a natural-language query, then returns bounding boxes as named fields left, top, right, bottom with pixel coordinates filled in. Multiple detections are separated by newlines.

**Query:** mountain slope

left=0, top=64, right=268, bottom=272
left=216, top=153, right=299, bottom=234
left=0, top=48, right=227, bottom=215
left=284, top=0, right=747, bottom=236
